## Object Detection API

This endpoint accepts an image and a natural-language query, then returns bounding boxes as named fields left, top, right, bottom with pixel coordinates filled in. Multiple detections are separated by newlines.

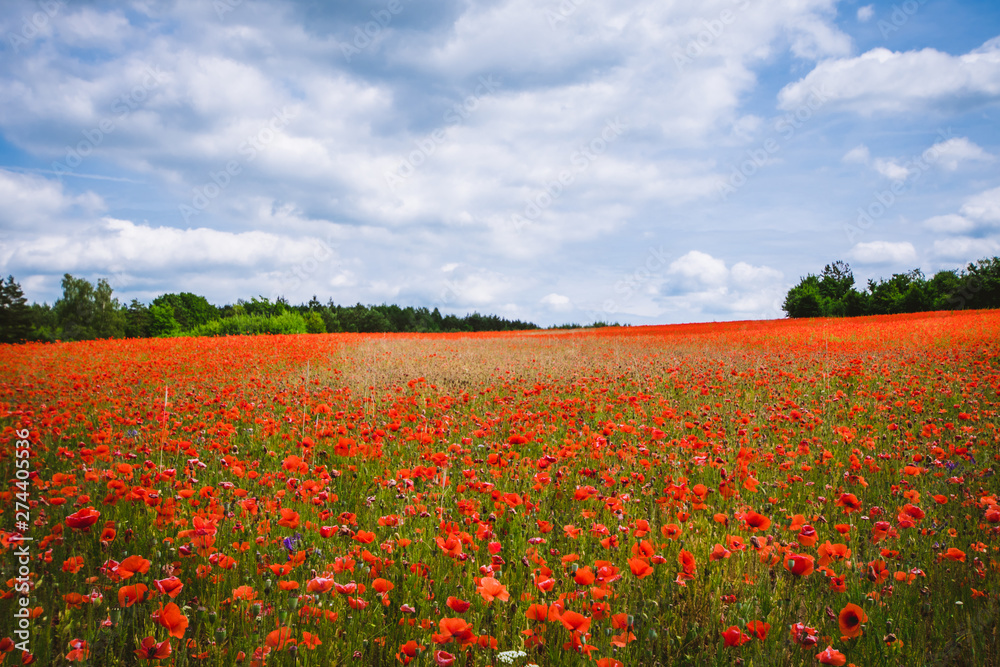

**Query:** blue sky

left=1, top=0, right=998, bottom=326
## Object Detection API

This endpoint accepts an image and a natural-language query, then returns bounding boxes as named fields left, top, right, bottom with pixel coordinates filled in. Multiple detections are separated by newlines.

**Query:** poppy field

left=1, top=310, right=999, bottom=667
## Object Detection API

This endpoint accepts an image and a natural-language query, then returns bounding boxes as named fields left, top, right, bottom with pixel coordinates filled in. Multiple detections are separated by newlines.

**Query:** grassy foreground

left=1, top=310, right=998, bottom=666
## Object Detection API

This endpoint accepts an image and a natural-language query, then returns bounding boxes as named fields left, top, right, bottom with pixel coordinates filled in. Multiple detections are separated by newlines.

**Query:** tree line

left=0, top=274, right=544, bottom=344
left=782, top=256, right=1000, bottom=318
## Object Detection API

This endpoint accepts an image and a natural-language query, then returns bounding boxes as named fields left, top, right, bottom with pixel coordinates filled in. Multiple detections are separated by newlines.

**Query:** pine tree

left=0, top=276, right=34, bottom=343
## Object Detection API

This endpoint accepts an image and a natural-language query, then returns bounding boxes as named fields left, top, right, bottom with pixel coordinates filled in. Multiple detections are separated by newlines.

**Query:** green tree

left=148, top=303, right=181, bottom=337
left=818, top=261, right=855, bottom=301
left=963, top=257, right=1000, bottom=310
left=782, top=275, right=824, bottom=318
left=151, top=293, right=218, bottom=330
left=124, top=299, right=151, bottom=338
left=304, top=311, right=326, bottom=334
left=93, top=278, right=125, bottom=339
left=0, top=276, right=34, bottom=343
left=54, top=274, right=97, bottom=340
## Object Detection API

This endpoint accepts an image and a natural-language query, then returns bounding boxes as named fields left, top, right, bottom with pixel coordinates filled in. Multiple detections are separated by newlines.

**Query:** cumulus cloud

left=929, top=137, right=993, bottom=171
left=872, top=158, right=912, bottom=181
left=778, top=38, right=1000, bottom=114
left=932, top=237, right=1000, bottom=262
left=842, top=144, right=869, bottom=164
left=0, top=169, right=105, bottom=229
left=657, top=250, right=785, bottom=319
left=849, top=241, right=918, bottom=265
left=857, top=5, right=875, bottom=22
left=540, top=293, right=572, bottom=311
left=921, top=185, right=1000, bottom=240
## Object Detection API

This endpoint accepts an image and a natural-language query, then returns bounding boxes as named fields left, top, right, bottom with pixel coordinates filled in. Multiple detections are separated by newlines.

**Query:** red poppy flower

left=277, top=508, right=300, bottom=529
left=396, top=640, right=425, bottom=665
left=307, top=577, right=335, bottom=594
left=796, top=525, right=817, bottom=547
left=560, top=610, right=592, bottom=635
left=815, top=646, right=847, bottom=665
left=476, top=577, right=509, bottom=603
left=838, top=603, right=867, bottom=639
left=942, top=548, right=966, bottom=562
left=784, top=554, right=815, bottom=577
left=155, top=602, right=189, bottom=639
left=154, top=577, right=183, bottom=599
left=134, top=637, right=171, bottom=660
left=118, top=584, right=148, bottom=608
left=66, top=639, right=89, bottom=662
left=835, top=493, right=862, bottom=514
left=265, top=627, right=294, bottom=649
left=743, top=510, right=771, bottom=532
left=446, top=596, right=470, bottom=613
left=116, top=555, right=151, bottom=579
left=66, top=507, right=100, bottom=531
left=746, top=620, right=770, bottom=639
left=722, top=625, right=751, bottom=646
left=710, top=544, right=732, bottom=561
left=629, top=557, right=654, bottom=578
left=434, top=650, right=455, bottom=667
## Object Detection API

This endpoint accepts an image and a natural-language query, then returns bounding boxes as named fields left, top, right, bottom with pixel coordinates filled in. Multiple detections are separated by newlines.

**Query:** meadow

left=1, top=310, right=998, bottom=666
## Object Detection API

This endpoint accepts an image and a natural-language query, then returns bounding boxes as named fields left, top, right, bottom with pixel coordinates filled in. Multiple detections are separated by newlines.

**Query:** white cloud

left=778, top=38, right=1000, bottom=114
left=924, top=214, right=977, bottom=235
left=932, top=237, right=1000, bottom=262
left=922, top=186, right=1000, bottom=236
left=657, top=250, right=785, bottom=319
left=857, top=5, right=875, bottom=22
left=666, top=250, right=729, bottom=290
left=842, top=144, right=869, bottom=164
left=0, top=169, right=105, bottom=229
left=7, top=218, right=331, bottom=273
left=872, top=158, right=912, bottom=181
left=929, top=137, right=993, bottom=171
left=540, top=293, right=572, bottom=311
left=849, top=241, right=918, bottom=265
left=961, top=185, right=1000, bottom=224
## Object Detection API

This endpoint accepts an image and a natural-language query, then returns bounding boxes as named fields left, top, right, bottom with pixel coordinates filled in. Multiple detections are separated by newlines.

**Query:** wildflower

left=746, top=620, right=770, bottom=639
left=155, top=602, right=189, bottom=639
left=815, top=646, right=847, bottom=665
left=838, top=603, right=867, bottom=639
left=784, top=554, right=815, bottom=577
left=66, top=507, right=101, bottom=531
left=446, top=596, right=471, bottom=613
left=722, top=625, right=751, bottom=646
left=134, top=637, right=171, bottom=660
left=476, top=577, right=510, bottom=603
